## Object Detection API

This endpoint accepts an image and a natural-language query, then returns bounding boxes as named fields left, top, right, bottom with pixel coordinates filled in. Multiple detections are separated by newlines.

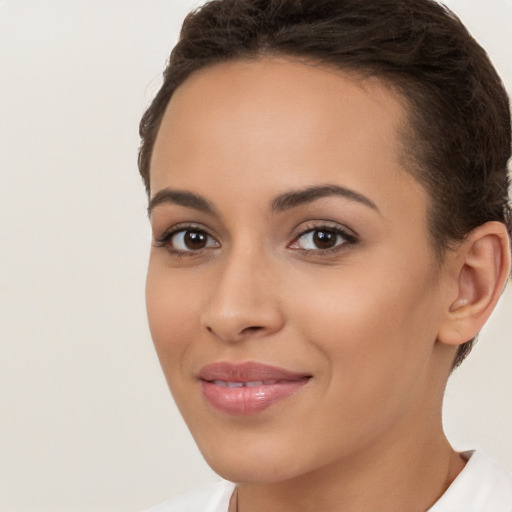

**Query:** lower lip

left=201, top=379, right=310, bottom=415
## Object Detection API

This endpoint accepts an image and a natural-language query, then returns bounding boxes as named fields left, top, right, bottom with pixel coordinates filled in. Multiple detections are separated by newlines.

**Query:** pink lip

left=199, top=362, right=311, bottom=416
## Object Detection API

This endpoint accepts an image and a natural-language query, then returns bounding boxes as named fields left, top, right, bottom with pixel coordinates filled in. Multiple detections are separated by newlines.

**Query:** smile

left=199, top=362, right=311, bottom=415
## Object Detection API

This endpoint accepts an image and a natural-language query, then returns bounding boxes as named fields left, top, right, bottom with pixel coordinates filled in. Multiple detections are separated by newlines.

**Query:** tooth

left=226, top=381, right=244, bottom=388
left=211, top=380, right=277, bottom=388
left=245, top=381, right=263, bottom=387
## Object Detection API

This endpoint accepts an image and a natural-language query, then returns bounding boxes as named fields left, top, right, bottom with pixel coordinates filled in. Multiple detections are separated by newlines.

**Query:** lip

left=199, top=362, right=311, bottom=415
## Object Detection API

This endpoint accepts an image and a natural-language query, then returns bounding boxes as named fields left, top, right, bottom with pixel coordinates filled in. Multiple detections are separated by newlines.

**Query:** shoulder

left=142, top=481, right=236, bottom=512
left=429, top=450, right=512, bottom=512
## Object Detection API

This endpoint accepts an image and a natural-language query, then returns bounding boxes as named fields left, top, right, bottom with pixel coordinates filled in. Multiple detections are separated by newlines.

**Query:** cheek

left=286, top=254, right=440, bottom=387
left=284, top=272, right=439, bottom=455
left=145, top=264, right=200, bottom=372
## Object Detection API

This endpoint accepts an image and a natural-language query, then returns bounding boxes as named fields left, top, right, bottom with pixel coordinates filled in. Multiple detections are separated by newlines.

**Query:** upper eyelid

left=154, top=222, right=216, bottom=239
left=292, top=220, right=358, bottom=238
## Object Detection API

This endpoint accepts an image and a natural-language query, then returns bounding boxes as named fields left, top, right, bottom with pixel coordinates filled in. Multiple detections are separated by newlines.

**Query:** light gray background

left=0, top=1, right=511, bottom=511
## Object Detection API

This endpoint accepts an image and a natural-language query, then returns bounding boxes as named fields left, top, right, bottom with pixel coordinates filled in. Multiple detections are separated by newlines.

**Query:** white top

left=143, top=451, right=512, bottom=512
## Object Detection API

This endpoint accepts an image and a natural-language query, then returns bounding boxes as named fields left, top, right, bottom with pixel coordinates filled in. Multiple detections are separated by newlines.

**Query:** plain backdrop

left=0, top=1, right=511, bottom=511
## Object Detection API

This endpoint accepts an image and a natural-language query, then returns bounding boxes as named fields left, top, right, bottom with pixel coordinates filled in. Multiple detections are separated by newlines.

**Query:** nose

left=200, top=250, right=285, bottom=343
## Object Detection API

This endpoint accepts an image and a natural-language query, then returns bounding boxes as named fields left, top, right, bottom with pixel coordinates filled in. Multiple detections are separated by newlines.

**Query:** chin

left=207, top=458, right=300, bottom=485
left=197, top=437, right=310, bottom=484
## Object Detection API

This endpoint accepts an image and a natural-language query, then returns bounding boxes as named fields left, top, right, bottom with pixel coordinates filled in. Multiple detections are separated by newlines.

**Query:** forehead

left=154, top=58, right=408, bottom=160
left=150, top=57, right=427, bottom=224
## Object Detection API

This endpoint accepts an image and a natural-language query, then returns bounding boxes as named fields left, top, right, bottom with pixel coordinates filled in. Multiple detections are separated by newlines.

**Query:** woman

left=139, top=0, right=512, bottom=510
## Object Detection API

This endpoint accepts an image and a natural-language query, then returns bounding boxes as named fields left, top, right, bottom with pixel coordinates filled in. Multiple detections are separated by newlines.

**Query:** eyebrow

left=147, top=183, right=379, bottom=217
left=270, top=184, right=380, bottom=213
left=147, top=188, right=217, bottom=217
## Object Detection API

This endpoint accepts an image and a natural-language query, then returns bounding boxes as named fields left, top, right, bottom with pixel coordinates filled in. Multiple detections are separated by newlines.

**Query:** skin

left=146, top=58, right=473, bottom=512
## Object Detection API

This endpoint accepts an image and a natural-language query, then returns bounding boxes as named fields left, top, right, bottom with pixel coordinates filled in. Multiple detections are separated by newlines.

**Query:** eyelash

left=289, top=223, right=358, bottom=255
left=153, top=223, right=358, bottom=257
left=153, top=224, right=218, bottom=258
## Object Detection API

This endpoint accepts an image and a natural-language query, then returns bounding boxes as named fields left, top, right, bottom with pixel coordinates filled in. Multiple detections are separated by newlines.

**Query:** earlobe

left=438, top=221, right=511, bottom=347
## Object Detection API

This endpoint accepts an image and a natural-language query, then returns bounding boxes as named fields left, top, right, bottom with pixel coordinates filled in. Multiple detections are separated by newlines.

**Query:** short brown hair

left=138, top=0, right=512, bottom=367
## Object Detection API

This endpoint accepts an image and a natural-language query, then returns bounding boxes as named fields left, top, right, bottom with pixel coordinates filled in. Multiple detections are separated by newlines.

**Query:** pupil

left=185, top=230, right=207, bottom=250
left=313, top=230, right=336, bottom=249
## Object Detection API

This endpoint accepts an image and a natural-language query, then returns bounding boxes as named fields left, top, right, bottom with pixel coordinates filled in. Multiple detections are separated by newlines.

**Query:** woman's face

left=146, top=58, right=454, bottom=483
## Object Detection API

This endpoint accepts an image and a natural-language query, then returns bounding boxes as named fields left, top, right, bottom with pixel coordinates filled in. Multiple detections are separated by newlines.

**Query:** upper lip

left=199, top=361, right=311, bottom=382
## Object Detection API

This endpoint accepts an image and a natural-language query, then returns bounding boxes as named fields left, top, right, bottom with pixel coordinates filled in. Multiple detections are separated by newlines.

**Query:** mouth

left=199, top=362, right=312, bottom=415
left=210, top=379, right=292, bottom=388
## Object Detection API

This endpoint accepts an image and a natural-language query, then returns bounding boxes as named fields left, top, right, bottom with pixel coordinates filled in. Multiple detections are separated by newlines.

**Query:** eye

left=289, top=226, right=356, bottom=252
left=155, top=227, right=220, bottom=254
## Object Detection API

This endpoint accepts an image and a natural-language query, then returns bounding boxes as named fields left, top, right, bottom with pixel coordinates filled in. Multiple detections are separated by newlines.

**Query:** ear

left=438, top=221, right=511, bottom=346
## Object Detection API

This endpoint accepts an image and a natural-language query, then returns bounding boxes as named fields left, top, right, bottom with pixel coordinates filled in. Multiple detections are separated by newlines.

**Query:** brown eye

left=170, top=229, right=219, bottom=252
left=183, top=230, right=208, bottom=250
left=312, top=230, right=338, bottom=250
left=290, top=226, right=353, bottom=252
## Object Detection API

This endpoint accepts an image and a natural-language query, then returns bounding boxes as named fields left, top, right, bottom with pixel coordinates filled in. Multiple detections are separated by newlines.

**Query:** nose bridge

left=201, top=242, right=283, bottom=342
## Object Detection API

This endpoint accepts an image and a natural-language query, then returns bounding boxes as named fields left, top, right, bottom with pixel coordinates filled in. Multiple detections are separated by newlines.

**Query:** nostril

left=243, top=326, right=264, bottom=333
left=205, top=324, right=265, bottom=340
